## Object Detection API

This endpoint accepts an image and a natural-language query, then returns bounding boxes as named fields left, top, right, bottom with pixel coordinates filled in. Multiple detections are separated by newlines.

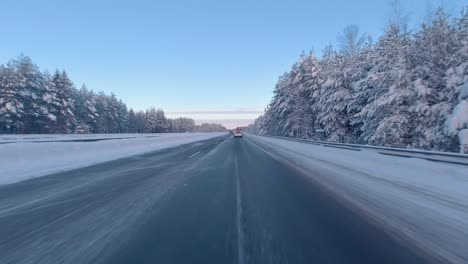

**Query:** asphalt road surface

left=0, top=135, right=431, bottom=264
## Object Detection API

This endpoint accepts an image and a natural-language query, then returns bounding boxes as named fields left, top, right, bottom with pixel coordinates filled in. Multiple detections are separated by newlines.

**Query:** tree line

left=248, top=9, right=467, bottom=152
left=0, top=55, right=226, bottom=134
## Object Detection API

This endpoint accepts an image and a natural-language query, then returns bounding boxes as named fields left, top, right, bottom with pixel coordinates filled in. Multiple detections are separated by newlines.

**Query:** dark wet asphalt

left=0, top=135, right=429, bottom=264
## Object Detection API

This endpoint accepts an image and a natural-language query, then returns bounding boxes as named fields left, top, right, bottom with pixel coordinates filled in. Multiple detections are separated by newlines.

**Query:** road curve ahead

left=0, top=135, right=430, bottom=264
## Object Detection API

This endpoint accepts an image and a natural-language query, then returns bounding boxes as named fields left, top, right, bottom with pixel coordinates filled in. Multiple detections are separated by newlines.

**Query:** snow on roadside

left=0, top=133, right=226, bottom=186
left=446, top=100, right=468, bottom=134
left=247, top=134, right=468, bottom=264
left=459, top=129, right=468, bottom=153
left=0, top=133, right=159, bottom=143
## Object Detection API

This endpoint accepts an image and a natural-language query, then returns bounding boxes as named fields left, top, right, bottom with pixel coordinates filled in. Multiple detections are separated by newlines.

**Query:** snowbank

left=446, top=100, right=468, bottom=134
left=459, top=129, right=468, bottom=153
left=247, top=134, right=468, bottom=263
left=0, top=133, right=226, bottom=185
left=0, top=133, right=157, bottom=143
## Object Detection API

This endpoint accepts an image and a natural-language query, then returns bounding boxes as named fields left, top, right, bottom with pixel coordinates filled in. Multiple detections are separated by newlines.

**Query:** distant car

left=234, top=127, right=243, bottom=138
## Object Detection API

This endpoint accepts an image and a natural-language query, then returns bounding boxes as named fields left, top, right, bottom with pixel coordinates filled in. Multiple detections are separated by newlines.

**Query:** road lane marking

left=235, top=155, right=245, bottom=264
left=188, top=151, right=201, bottom=158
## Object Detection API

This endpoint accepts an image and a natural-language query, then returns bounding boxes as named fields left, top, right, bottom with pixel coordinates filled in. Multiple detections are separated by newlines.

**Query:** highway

left=0, top=135, right=431, bottom=264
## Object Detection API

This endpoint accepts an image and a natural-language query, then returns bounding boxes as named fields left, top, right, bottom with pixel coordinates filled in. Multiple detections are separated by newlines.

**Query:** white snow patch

left=460, top=82, right=468, bottom=100
left=47, top=114, right=57, bottom=121
left=459, top=129, right=468, bottom=153
left=459, top=129, right=468, bottom=145
left=446, top=100, right=468, bottom=134
left=0, top=133, right=226, bottom=185
left=5, top=102, right=16, bottom=113
left=42, top=93, right=53, bottom=103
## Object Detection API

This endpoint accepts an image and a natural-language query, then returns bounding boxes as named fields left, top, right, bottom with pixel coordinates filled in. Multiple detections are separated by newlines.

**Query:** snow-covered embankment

left=0, top=133, right=226, bottom=185
left=247, top=134, right=468, bottom=264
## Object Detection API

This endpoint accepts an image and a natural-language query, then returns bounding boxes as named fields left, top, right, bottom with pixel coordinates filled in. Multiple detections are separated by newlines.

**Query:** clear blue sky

left=1, top=0, right=464, bottom=127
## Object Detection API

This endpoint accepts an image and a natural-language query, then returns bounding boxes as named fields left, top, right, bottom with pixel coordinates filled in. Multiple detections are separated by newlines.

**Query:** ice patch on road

left=0, top=133, right=226, bottom=185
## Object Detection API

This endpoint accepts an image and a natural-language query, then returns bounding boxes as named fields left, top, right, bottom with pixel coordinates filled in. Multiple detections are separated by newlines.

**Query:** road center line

left=235, top=155, right=245, bottom=264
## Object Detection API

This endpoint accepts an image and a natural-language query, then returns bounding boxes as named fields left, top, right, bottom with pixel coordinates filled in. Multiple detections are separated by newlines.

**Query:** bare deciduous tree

left=388, top=0, right=411, bottom=31
left=337, top=25, right=365, bottom=57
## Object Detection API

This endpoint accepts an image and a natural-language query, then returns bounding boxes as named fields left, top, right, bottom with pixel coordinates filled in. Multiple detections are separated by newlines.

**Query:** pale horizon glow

left=194, top=119, right=255, bottom=129
left=165, top=108, right=263, bottom=128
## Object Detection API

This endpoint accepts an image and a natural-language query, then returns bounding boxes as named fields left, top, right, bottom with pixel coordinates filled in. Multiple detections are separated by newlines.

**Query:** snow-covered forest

left=0, top=55, right=226, bottom=134
left=249, top=9, right=468, bottom=152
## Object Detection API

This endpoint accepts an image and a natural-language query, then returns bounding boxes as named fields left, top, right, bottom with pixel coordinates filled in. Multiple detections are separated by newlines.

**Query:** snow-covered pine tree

left=169, top=117, right=195, bottom=132
left=290, top=52, right=322, bottom=139
left=348, top=36, right=377, bottom=142
left=257, top=7, right=466, bottom=152
left=74, top=84, right=99, bottom=133
left=135, top=110, right=146, bottom=133
left=0, top=55, right=141, bottom=134
left=50, top=70, right=77, bottom=133
left=168, top=118, right=178, bottom=133
left=127, top=108, right=138, bottom=133
left=257, top=106, right=270, bottom=135
left=154, top=109, right=168, bottom=133
left=117, top=99, right=129, bottom=133
left=144, top=107, right=158, bottom=133
left=318, top=26, right=366, bottom=143
left=444, top=9, right=468, bottom=150
left=7, top=55, right=50, bottom=133
left=411, top=9, right=459, bottom=150
left=94, top=92, right=109, bottom=133
left=180, top=117, right=195, bottom=132
left=265, top=73, right=295, bottom=136
left=355, top=25, right=415, bottom=147
left=105, top=93, right=120, bottom=133
left=0, top=62, right=24, bottom=133
left=318, top=50, right=355, bottom=143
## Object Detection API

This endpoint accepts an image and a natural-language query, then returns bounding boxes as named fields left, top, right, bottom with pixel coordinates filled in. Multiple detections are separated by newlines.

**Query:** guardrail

left=259, top=135, right=468, bottom=166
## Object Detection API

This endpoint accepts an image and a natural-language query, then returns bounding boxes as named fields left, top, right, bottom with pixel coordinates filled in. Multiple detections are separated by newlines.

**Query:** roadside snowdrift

left=0, top=133, right=225, bottom=185
left=247, top=134, right=468, bottom=264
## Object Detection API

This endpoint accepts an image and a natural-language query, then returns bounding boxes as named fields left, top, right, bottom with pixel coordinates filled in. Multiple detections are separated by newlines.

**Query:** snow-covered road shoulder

left=0, top=133, right=226, bottom=186
left=246, top=134, right=468, bottom=264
